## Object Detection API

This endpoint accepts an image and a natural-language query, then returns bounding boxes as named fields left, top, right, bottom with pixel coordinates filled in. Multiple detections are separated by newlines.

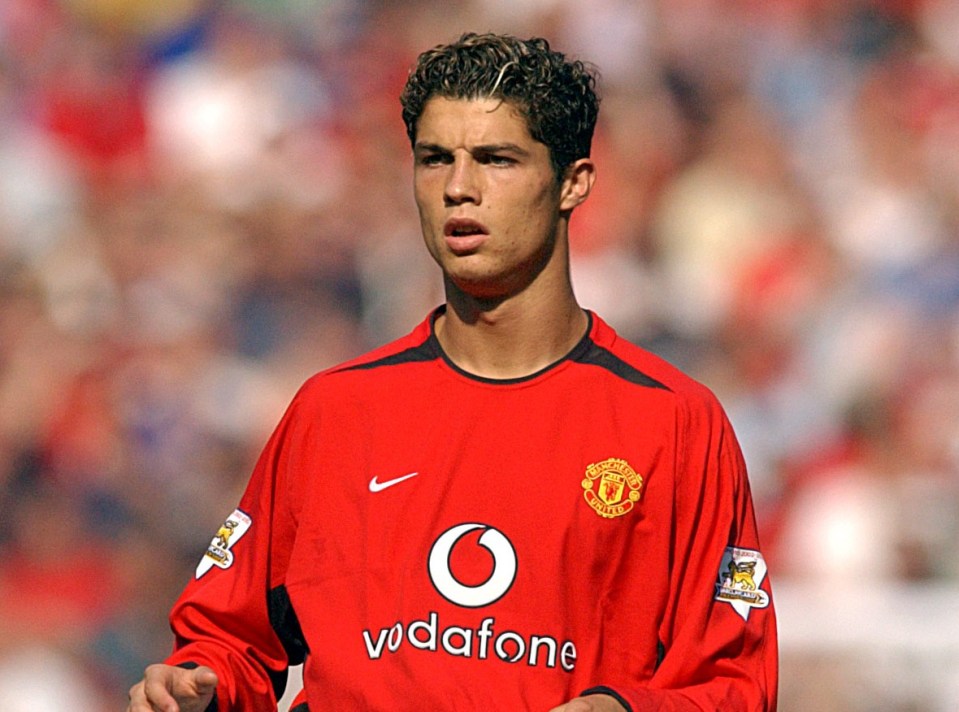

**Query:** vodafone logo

left=361, top=521, right=577, bottom=671
left=428, top=523, right=517, bottom=608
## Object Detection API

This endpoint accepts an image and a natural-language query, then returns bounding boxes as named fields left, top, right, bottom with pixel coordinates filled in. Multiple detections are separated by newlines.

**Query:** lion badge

left=196, top=509, right=252, bottom=579
left=715, top=546, right=770, bottom=620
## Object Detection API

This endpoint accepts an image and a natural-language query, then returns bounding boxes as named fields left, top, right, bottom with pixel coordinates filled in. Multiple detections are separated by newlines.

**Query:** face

left=412, top=97, right=592, bottom=300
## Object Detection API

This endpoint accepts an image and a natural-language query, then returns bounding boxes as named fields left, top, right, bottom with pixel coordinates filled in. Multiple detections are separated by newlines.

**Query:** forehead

left=415, top=97, right=536, bottom=147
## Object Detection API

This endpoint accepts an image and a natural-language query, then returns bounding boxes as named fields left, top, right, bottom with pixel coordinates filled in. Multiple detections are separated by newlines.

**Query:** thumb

left=190, top=666, right=219, bottom=695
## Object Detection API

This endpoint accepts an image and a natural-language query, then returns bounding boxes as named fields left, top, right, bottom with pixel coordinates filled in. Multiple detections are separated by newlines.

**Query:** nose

left=444, top=155, right=480, bottom=205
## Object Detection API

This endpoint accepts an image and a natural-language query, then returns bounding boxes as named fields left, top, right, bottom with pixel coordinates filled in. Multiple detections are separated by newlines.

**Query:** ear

left=559, top=158, right=596, bottom=212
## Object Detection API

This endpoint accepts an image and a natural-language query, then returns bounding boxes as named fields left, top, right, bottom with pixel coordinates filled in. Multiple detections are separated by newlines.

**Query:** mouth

left=444, top=218, right=489, bottom=238
left=443, top=218, right=489, bottom=254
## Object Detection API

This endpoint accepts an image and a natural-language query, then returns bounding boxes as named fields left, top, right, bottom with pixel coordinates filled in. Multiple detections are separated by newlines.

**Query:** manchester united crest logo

left=582, top=458, right=643, bottom=518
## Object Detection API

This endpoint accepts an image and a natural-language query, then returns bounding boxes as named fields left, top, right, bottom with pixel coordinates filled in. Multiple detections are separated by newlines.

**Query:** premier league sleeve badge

left=196, top=509, right=252, bottom=579
left=714, top=546, right=771, bottom=621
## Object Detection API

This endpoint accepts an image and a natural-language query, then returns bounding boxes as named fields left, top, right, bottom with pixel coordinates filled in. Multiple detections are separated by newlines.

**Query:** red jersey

left=166, top=309, right=778, bottom=711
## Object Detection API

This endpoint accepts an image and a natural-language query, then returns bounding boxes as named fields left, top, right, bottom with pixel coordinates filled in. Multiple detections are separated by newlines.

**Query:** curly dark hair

left=400, top=32, right=600, bottom=180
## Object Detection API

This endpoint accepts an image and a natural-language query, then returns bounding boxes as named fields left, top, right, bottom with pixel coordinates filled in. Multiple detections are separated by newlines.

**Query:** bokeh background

left=1, top=0, right=958, bottom=709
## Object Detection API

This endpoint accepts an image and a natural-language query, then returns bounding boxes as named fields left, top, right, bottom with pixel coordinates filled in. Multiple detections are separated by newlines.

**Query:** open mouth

left=444, top=218, right=488, bottom=238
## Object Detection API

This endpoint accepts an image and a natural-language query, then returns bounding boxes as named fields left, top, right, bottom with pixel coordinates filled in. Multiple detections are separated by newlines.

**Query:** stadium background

left=0, top=0, right=957, bottom=709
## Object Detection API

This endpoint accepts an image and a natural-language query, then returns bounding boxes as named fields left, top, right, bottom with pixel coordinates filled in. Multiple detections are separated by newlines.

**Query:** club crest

left=582, top=458, right=643, bottom=519
left=196, top=509, right=252, bottom=579
left=714, top=546, right=770, bottom=620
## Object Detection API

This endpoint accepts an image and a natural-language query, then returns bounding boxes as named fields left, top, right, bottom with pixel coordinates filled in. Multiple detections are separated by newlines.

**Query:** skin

left=549, top=696, right=627, bottom=712
left=413, top=97, right=595, bottom=379
left=127, top=664, right=217, bottom=712
left=128, top=97, right=619, bottom=712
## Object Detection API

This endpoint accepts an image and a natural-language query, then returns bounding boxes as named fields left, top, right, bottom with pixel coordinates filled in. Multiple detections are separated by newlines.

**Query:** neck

left=436, top=281, right=588, bottom=380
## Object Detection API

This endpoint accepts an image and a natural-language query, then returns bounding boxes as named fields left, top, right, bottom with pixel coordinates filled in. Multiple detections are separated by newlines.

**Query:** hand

left=127, top=664, right=218, bottom=712
left=548, top=693, right=627, bottom=712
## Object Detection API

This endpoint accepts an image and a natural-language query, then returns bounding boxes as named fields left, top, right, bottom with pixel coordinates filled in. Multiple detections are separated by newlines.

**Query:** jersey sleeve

left=164, top=388, right=311, bottom=710
left=594, top=391, right=778, bottom=711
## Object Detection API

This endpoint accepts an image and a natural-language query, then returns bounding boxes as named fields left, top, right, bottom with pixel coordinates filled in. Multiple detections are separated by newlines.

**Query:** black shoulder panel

left=337, top=339, right=439, bottom=373
left=573, top=343, right=671, bottom=391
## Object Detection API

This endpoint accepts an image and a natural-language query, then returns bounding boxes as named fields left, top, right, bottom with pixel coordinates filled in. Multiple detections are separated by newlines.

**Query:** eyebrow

left=413, top=142, right=531, bottom=157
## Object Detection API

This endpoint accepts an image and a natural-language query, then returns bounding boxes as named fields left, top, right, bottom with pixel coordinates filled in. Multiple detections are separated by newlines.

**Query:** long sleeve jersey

left=166, top=309, right=778, bottom=711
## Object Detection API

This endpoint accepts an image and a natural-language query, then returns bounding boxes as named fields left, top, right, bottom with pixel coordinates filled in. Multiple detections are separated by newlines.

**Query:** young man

left=128, top=33, right=777, bottom=712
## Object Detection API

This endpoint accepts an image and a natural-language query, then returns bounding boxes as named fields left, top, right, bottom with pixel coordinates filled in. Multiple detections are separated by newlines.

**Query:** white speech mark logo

left=428, top=523, right=517, bottom=608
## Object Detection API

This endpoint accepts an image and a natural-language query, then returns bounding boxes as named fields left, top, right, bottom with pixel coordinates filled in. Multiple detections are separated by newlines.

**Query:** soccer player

left=127, top=32, right=777, bottom=712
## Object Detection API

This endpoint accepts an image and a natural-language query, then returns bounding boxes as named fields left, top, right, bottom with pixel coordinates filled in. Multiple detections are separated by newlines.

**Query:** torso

left=280, top=311, right=701, bottom=709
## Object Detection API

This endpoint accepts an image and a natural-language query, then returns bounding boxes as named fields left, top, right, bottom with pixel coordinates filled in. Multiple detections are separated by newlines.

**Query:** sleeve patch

left=196, top=509, right=252, bottom=579
left=714, top=546, right=770, bottom=620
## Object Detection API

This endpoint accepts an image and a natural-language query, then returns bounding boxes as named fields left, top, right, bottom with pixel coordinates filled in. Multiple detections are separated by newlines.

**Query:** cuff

left=580, top=686, right=633, bottom=712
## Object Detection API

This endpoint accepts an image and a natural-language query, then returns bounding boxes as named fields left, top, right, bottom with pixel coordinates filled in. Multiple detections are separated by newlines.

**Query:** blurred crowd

left=0, top=0, right=958, bottom=709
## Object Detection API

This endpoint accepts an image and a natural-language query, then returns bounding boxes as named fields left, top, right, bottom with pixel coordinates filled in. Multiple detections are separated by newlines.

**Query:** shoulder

left=291, top=312, right=440, bottom=404
left=583, top=313, right=737, bottom=446
left=586, top=312, right=721, bottom=409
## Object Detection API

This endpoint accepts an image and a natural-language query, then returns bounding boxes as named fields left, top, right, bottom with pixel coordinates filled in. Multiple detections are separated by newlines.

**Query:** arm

left=585, top=394, right=778, bottom=712
left=151, top=392, right=311, bottom=710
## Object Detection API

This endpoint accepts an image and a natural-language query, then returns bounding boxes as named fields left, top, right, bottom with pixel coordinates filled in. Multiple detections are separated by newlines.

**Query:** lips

left=443, top=217, right=489, bottom=253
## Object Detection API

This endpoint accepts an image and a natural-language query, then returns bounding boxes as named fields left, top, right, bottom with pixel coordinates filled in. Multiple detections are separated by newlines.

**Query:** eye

left=418, top=152, right=451, bottom=166
left=479, top=153, right=515, bottom=166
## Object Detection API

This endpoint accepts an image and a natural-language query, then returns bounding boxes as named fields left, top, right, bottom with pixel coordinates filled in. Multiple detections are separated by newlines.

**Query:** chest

left=286, top=379, right=679, bottom=602
left=282, top=378, right=680, bottom=703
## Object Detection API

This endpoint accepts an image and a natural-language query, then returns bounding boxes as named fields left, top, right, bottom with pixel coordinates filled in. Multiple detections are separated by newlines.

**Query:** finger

left=189, top=666, right=219, bottom=696
left=126, top=681, right=144, bottom=712
left=141, top=666, right=179, bottom=712
left=128, top=680, right=171, bottom=712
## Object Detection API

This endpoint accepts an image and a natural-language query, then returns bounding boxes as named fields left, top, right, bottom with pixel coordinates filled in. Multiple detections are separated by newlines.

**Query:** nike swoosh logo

left=369, top=471, right=420, bottom=493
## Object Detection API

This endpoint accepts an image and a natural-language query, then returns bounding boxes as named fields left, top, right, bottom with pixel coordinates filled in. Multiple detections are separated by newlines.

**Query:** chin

left=447, top=271, right=521, bottom=302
